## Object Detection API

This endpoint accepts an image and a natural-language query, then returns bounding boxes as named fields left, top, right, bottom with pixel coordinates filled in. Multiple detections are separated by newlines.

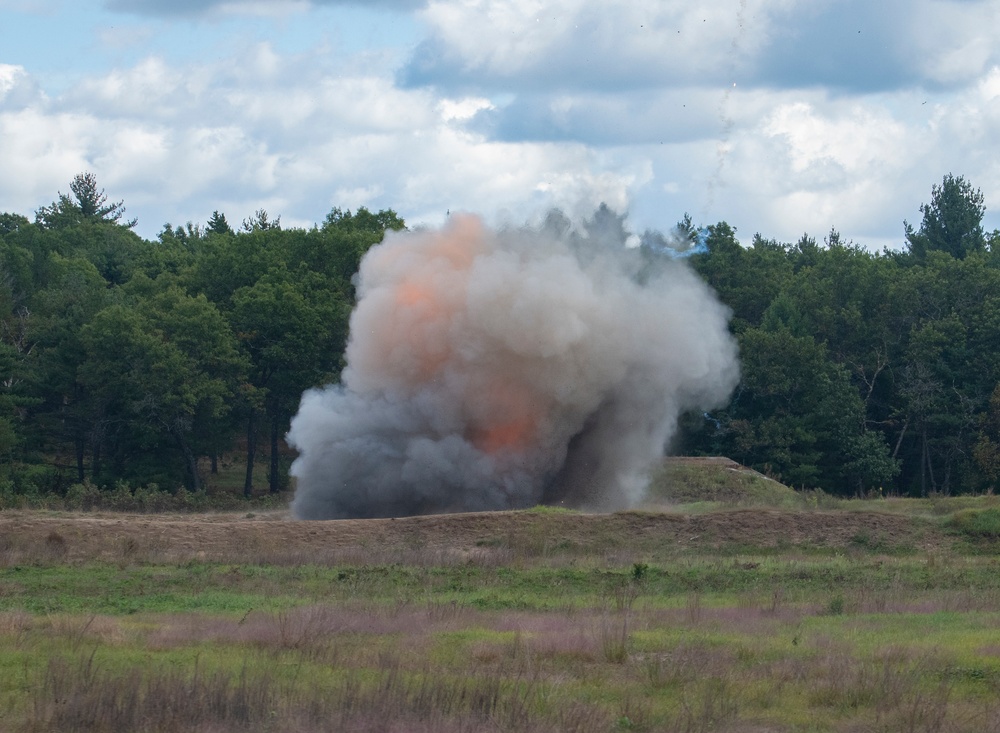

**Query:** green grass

left=948, top=506, right=1000, bottom=539
left=8, top=457, right=1000, bottom=731
left=7, top=555, right=1000, bottom=618
left=3, top=561, right=1000, bottom=732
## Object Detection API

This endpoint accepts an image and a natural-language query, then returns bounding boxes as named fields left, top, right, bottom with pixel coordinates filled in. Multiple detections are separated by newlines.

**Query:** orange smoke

left=366, top=216, right=554, bottom=457
left=352, top=215, right=568, bottom=458
left=395, top=281, right=433, bottom=308
left=351, top=216, right=488, bottom=389
left=471, top=416, right=537, bottom=455
left=467, top=378, right=543, bottom=455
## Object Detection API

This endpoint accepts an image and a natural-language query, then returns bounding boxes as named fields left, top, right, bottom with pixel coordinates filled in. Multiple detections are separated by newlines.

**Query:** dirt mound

left=1, top=505, right=942, bottom=566
left=647, top=456, right=798, bottom=506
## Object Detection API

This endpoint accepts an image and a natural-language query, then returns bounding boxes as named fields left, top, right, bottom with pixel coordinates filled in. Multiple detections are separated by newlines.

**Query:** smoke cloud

left=287, top=209, right=739, bottom=519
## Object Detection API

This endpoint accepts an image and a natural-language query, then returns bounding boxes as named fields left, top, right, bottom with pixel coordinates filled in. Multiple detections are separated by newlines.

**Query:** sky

left=2, top=0, right=1000, bottom=249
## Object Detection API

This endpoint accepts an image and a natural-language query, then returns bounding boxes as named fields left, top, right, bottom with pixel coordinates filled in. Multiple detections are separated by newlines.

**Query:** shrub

left=12, top=463, right=64, bottom=495
left=64, top=481, right=104, bottom=511
left=827, top=595, right=846, bottom=615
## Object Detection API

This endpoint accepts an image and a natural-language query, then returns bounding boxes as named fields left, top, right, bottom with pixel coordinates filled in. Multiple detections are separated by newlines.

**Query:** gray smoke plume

left=287, top=209, right=739, bottom=519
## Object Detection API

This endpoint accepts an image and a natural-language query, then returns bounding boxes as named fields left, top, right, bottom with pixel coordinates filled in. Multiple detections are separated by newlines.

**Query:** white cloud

left=437, top=96, right=493, bottom=121
left=691, top=79, right=1000, bottom=247
left=0, top=109, right=102, bottom=210
left=0, top=63, right=41, bottom=107
left=403, top=0, right=1000, bottom=98
left=5, top=0, right=1000, bottom=250
left=104, top=0, right=423, bottom=18
left=0, top=64, right=26, bottom=98
left=763, top=102, right=908, bottom=179
left=66, top=57, right=184, bottom=120
left=0, top=44, right=646, bottom=237
left=405, top=0, right=773, bottom=90
left=905, top=1, right=1000, bottom=86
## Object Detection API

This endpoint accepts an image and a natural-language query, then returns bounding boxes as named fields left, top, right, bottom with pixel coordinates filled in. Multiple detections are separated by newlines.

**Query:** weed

left=768, top=586, right=785, bottom=615
left=686, top=592, right=703, bottom=624
left=599, top=614, right=631, bottom=664
left=827, top=594, right=846, bottom=615
left=673, top=676, right=739, bottom=733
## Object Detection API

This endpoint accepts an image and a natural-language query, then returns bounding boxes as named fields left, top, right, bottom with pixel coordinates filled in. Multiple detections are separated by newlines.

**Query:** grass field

left=3, top=459, right=1000, bottom=732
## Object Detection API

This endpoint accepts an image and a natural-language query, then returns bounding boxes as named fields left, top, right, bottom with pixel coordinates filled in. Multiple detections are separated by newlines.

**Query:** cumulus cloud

left=400, top=0, right=1000, bottom=95
left=5, top=0, right=1000, bottom=250
left=755, top=0, right=1000, bottom=92
left=687, top=92, right=933, bottom=247
left=104, top=0, right=424, bottom=17
left=0, top=44, right=642, bottom=239
left=0, top=63, right=40, bottom=107
left=470, top=90, right=717, bottom=146
left=400, top=0, right=765, bottom=92
left=751, top=1, right=919, bottom=92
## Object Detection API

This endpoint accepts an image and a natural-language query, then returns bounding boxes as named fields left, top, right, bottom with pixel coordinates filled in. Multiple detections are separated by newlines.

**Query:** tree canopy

left=1, top=173, right=403, bottom=497
left=35, top=172, right=138, bottom=230
left=905, top=173, right=986, bottom=260
left=2, top=172, right=1000, bottom=499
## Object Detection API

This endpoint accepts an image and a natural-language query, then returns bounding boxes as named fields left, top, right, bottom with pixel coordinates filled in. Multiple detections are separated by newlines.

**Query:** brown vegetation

left=0, top=503, right=942, bottom=567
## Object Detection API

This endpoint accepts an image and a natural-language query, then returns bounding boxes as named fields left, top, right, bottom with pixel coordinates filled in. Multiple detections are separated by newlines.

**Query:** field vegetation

left=4, top=460, right=1000, bottom=732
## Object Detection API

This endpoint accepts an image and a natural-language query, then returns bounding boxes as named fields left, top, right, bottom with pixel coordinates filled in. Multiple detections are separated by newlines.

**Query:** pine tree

left=35, top=172, right=137, bottom=229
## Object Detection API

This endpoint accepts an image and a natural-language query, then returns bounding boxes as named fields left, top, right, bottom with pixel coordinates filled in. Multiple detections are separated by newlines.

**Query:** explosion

left=287, top=211, right=738, bottom=519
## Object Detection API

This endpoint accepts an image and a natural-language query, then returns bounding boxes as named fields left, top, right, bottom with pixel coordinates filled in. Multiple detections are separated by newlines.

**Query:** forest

left=1, top=172, right=999, bottom=499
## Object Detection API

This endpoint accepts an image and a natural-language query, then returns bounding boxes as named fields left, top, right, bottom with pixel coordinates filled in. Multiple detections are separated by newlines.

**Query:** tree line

left=0, top=172, right=403, bottom=497
left=1, top=172, right=999, bottom=498
left=679, top=174, right=1000, bottom=496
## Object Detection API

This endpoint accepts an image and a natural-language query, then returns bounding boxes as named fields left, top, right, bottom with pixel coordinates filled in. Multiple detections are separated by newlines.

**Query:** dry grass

left=0, top=501, right=953, bottom=569
left=7, top=473, right=1000, bottom=733
left=9, top=595, right=1000, bottom=733
left=24, top=649, right=604, bottom=733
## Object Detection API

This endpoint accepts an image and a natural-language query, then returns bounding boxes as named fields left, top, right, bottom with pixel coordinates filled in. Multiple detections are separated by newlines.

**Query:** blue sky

left=2, top=0, right=1000, bottom=248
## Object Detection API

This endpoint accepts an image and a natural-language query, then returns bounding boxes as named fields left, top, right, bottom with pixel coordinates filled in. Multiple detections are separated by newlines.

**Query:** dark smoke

left=287, top=209, right=738, bottom=519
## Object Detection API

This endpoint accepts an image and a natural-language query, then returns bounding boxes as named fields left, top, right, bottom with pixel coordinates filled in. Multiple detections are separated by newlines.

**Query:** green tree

left=892, top=252, right=1000, bottom=494
left=231, top=273, right=347, bottom=495
left=79, top=289, right=244, bottom=491
left=690, top=223, right=794, bottom=334
left=158, top=222, right=202, bottom=247
left=35, top=172, right=137, bottom=229
left=322, top=206, right=405, bottom=234
left=0, top=213, right=30, bottom=236
left=720, top=324, right=897, bottom=493
left=0, top=341, right=25, bottom=468
left=183, top=215, right=400, bottom=494
left=241, top=209, right=280, bottom=233
left=206, top=211, right=233, bottom=236
left=64, top=221, right=144, bottom=286
left=905, top=174, right=986, bottom=260
left=973, top=384, right=1000, bottom=489
left=776, top=239, right=908, bottom=443
left=27, top=255, right=111, bottom=481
